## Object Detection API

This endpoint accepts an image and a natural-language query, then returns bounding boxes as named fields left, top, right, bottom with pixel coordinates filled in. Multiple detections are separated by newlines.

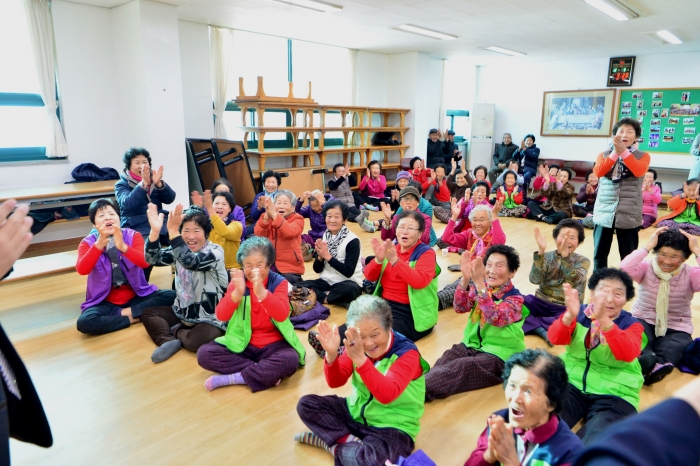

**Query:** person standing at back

left=592, top=118, right=651, bottom=270
left=426, top=128, right=445, bottom=170
left=489, top=133, right=518, bottom=185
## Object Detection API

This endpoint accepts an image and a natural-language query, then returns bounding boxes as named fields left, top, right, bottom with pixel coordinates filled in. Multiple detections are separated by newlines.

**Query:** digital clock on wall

left=607, top=56, right=635, bottom=87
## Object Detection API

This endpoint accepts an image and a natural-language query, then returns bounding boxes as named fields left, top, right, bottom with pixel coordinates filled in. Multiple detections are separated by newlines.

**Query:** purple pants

left=425, top=344, right=504, bottom=401
left=197, top=340, right=299, bottom=392
left=297, top=394, right=414, bottom=466
left=656, top=219, right=700, bottom=236
left=522, top=294, right=566, bottom=334
left=641, top=214, right=656, bottom=229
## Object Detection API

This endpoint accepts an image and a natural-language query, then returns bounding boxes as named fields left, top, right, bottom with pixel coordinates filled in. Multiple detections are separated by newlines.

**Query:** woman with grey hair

left=196, top=237, right=306, bottom=392
left=436, top=198, right=506, bottom=310
left=254, top=189, right=305, bottom=284
left=295, top=295, right=429, bottom=465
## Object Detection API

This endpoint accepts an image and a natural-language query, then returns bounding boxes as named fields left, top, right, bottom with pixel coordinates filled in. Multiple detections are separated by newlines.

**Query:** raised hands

left=365, top=167, right=371, bottom=180
left=586, top=183, right=595, bottom=194
left=534, top=227, right=547, bottom=255
left=612, top=135, right=626, bottom=154
left=250, top=267, right=268, bottom=301
left=300, top=191, right=312, bottom=202
left=313, top=191, right=326, bottom=205
left=380, top=201, right=393, bottom=220
left=152, top=165, right=164, bottom=188
left=391, top=189, right=400, bottom=202
left=146, top=203, right=164, bottom=241
left=562, top=283, right=580, bottom=326
left=645, top=225, right=668, bottom=251
left=450, top=197, right=462, bottom=221
left=451, top=158, right=457, bottom=173
left=370, top=237, right=388, bottom=263
left=679, top=229, right=700, bottom=256
left=538, top=164, right=549, bottom=178
left=203, top=190, right=215, bottom=217
left=166, top=204, right=184, bottom=238
left=229, top=268, right=246, bottom=302
left=385, top=240, right=398, bottom=265
left=463, top=187, right=471, bottom=204
left=190, top=190, right=204, bottom=208
left=471, top=256, right=486, bottom=288
left=314, top=238, right=331, bottom=261
left=492, top=198, right=504, bottom=216
left=112, top=225, right=127, bottom=253
left=317, top=320, right=341, bottom=363
left=0, top=200, right=33, bottom=279
left=484, top=415, right=518, bottom=465
left=459, top=249, right=472, bottom=288
left=343, top=326, right=367, bottom=367
left=263, top=195, right=277, bottom=220
left=94, top=221, right=112, bottom=250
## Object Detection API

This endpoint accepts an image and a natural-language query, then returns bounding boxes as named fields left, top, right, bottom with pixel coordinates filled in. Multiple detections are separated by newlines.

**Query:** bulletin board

left=617, top=88, right=700, bottom=154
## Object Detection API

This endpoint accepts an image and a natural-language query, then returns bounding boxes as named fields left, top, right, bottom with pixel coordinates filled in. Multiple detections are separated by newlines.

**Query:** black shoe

left=542, top=216, right=554, bottom=224
left=644, top=363, right=674, bottom=386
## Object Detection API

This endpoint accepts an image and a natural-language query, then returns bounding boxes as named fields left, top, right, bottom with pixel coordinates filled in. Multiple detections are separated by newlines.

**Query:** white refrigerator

left=467, top=103, right=495, bottom=172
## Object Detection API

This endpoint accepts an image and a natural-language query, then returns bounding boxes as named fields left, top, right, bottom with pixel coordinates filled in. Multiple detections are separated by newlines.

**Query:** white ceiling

left=69, top=0, right=700, bottom=65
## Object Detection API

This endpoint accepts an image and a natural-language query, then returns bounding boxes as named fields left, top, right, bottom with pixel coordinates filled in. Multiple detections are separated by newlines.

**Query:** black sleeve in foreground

left=327, top=238, right=361, bottom=278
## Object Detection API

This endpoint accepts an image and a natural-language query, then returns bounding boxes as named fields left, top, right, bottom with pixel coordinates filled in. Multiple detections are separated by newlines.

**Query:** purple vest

left=81, top=228, right=159, bottom=311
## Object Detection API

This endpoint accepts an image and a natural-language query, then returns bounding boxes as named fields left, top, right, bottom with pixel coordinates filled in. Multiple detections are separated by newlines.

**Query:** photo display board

left=617, top=88, right=700, bottom=153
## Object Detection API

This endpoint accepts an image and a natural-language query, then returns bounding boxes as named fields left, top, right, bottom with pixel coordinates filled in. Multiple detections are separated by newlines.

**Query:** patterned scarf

left=468, top=226, right=493, bottom=258
left=471, top=280, right=514, bottom=325
left=651, top=259, right=681, bottom=337
left=323, top=224, right=349, bottom=258
left=583, top=304, right=619, bottom=348
left=105, top=237, right=127, bottom=287
left=124, top=169, right=154, bottom=201
left=609, top=143, right=638, bottom=183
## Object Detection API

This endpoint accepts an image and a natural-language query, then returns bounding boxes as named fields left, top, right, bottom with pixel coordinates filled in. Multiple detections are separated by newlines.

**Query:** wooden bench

left=0, top=180, right=116, bottom=282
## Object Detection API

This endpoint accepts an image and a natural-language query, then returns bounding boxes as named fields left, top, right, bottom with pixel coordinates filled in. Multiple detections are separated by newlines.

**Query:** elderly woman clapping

left=295, top=295, right=429, bottom=465
left=621, top=227, right=700, bottom=385
left=465, top=349, right=584, bottom=466
left=197, top=237, right=305, bottom=392
left=254, top=189, right=305, bottom=284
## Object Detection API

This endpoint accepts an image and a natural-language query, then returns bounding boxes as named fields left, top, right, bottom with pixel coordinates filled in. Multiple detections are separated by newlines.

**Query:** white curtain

left=210, top=27, right=233, bottom=139
left=23, top=0, right=69, bottom=158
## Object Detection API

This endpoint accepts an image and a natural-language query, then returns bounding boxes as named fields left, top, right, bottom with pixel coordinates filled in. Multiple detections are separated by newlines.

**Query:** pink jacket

left=620, top=248, right=700, bottom=335
left=440, top=218, right=506, bottom=258
left=642, top=185, right=662, bottom=218
left=359, top=175, right=387, bottom=198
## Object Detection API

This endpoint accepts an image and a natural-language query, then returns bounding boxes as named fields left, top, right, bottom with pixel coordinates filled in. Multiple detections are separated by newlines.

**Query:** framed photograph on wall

left=541, top=89, right=617, bottom=137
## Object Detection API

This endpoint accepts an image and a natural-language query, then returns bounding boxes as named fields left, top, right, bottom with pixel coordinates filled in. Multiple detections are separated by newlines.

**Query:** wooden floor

left=3, top=215, right=698, bottom=466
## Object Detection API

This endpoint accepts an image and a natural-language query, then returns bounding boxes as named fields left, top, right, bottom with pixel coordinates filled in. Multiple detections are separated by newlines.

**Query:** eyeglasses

left=396, top=226, right=420, bottom=232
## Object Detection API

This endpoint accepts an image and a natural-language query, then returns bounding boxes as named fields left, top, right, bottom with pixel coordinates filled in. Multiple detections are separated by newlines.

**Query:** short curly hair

left=588, top=267, right=635, bottom=301
left=179, top=206, right=212, bottom=238
left=654, top=228, right=691, bottom=259
left=236, top=236, right=275, bottom=268
left=553, top=218, right=585, bottom=244
left=122, top=147, right=151, bottom=171
left=484, top=244, right=520, bottom=273
left=502, top=349, right=569, bottom=414
left=473, top=165, right=488, bottom=180
left=261, top=170, right=282, bottom=188
left=612, top=117, right=642, bottom=138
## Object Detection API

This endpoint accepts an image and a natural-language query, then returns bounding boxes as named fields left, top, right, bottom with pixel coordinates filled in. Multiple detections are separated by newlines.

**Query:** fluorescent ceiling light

left=394, top=24, right=457, bottom=41
left=480, top=46, right=526, bottom=57
left=656, top=30, right=682, bottom=44
left=584, top=0, right=638, bottom=21
left=272, top=0, right=341, bottom=12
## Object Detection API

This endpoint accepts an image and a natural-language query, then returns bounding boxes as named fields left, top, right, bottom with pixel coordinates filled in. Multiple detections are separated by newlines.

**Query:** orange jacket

left=254, top=212, right=305, bottom=274
left=654, top=195, right=698, bottom=225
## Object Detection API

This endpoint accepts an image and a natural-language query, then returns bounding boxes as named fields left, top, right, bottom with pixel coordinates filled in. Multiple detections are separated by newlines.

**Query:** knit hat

left=429, top=128, right=438, bottom=134
left=396, top=171, right=411, bottom=181
left=399, top=186, right=421, bottom=201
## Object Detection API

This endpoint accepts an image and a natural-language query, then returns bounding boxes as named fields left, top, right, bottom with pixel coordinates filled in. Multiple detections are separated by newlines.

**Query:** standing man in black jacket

left=0, top=199, right=53, bottom=463
left=426, top=128, right=445, bottom=170
left=442, top=130, right=462, bottom=175
left=488, top=133, right=519, bottom=185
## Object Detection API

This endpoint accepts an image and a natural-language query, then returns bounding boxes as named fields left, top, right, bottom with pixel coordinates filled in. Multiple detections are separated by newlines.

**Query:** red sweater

left=76, top=232, right=149, bottom=305
left=215, top=276, right=291, bottom=348
left=324, top=331, right=422, bottom=404
left=364, top=242, right=435, bottom=304
left=548, top=313, right=643, bottom=362
left=412, top=169, right=431, bottom=193
left=430, top=177, right=450, bottom=202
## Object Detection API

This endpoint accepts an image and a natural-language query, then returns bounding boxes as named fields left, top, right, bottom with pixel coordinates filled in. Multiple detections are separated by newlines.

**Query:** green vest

left=461, top=284, right=526, bottom=362
left=559, top=311, right=645, bottom=409
left=373, top=243, right=440, bottom=332
left=346, top=332, right=429, bottom=441
left=215, top=272, right=306, bottom=365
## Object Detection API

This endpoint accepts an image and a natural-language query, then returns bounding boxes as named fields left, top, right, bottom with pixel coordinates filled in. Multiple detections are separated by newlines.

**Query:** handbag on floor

left=289, top=285, right=318, bottom=316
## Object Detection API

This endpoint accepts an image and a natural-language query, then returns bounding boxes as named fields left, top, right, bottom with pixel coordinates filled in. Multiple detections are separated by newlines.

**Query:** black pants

left=347, top=205, right=363, bottom=222
left=560, top=384, right=636, bottom=445
left=141, top=305, right=224, bottom=352
left=352, top=192, right=389, bottom=208
left=281, top=273, right=302, bottom=285
left=296, top=278, right=362, bottom=306
left=593, top=222, right=639, bottom=271
left=573, top=204, right=594, bottom=218
left=76, top=290, right=176, bottom=335
left=527, top=202, right=568, bottom=224
left=638, top=320, right=693, bottom=373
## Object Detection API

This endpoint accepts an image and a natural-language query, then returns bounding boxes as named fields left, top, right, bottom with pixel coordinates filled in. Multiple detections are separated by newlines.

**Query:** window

left=221, top=31, right=354, bottom=149
left=0, top=0, right=54, bottom=161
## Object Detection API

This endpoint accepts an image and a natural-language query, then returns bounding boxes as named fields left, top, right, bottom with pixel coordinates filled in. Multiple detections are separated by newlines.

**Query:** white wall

left=0, top=0, right=125, bottom=190
left=355, top=51, right=387, bottom=107
left=476, top=51, right=700, bottom=188
left=178, top=21, right=214, bottom=139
